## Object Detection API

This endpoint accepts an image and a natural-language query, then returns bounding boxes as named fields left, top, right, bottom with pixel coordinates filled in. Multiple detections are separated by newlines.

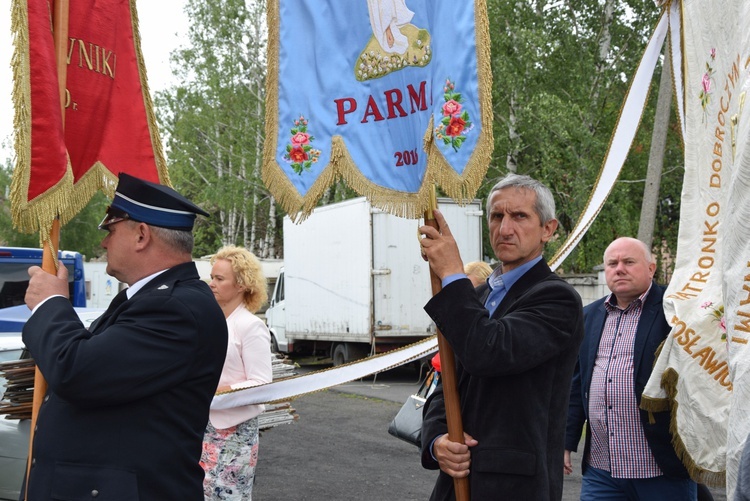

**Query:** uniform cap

left=98, top=173, right=208, bottom=230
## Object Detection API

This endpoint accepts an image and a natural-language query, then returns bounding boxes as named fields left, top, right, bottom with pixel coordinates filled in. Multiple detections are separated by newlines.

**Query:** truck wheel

left=270, top=334, right=279, bottom=354
left=332, top=344, right=348, bottom=366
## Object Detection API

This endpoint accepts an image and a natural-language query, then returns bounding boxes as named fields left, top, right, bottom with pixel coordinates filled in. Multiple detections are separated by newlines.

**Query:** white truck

left=265, top=197, right=484, bottom=365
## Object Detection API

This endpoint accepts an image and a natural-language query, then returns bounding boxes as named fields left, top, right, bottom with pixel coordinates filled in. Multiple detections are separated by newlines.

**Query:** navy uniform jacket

left=22, top=262, right=228, bottom=501
left=421, top=259, right=585, bottom=501
left=564, top=282, right=689, bottom=478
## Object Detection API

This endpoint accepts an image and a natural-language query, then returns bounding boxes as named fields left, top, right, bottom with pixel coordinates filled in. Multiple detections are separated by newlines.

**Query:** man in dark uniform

left=22, top=173, right=228, bottom=500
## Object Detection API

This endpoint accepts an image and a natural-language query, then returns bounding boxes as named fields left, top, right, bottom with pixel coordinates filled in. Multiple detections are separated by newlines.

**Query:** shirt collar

left=489, top=255, right=543, bottom=292
left=126, top=269, right=169, bottom=299
left=605, top=282, right=653, bottom=312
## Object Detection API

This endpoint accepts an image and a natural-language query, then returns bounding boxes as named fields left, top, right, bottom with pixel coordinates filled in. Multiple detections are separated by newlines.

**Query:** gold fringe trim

left=9, top=0, right=170, bottom=247
left=261, top=0, right=494, bottom=221
left=9, top=0, right=75, bottom=247
left=129, top=0, right=171, bottom=186
left=640, top=367, right=726, bottom=487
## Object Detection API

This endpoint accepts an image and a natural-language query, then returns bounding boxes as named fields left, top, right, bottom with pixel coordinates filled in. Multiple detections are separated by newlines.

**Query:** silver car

left=0, top=307, right=105, bottom=500
left=0, top=333, right=29, bottom=501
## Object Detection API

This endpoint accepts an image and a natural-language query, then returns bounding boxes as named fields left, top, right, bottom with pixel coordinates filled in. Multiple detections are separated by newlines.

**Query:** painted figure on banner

left=367, top=0, right=414, bottom=54
left=359, top=0, right=432, bottom=80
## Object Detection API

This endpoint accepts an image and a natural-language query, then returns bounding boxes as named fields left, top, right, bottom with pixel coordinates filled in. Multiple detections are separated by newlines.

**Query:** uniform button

left=34, top=425, right=38, bottom=432
left=91, top=490, right=99, bottom=497
left=43, top=395, right=49, bottom=402
left=31, top=458, right=36, bottom=466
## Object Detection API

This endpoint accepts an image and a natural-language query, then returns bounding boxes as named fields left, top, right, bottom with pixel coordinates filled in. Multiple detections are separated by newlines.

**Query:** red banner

left=10, top=0, right=169, bottom=238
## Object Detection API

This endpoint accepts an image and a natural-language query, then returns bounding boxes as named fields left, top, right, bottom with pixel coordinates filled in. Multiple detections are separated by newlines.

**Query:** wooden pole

left=424, top=188, right=470, bottom=501
left=26, top=1, right=69, bottom=497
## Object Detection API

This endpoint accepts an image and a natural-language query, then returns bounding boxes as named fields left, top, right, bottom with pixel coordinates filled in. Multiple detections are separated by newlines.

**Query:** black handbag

left=387, top=368, right=438, bottom=447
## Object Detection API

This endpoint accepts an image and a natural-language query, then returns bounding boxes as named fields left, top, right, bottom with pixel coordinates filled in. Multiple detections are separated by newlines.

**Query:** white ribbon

left=211, top=336, right=438, bottom=409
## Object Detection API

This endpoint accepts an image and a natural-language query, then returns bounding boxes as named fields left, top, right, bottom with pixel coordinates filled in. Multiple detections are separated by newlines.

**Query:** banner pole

left=424, top=186, right=470, bottom=501
left=25, top=0, right=69, bottom=497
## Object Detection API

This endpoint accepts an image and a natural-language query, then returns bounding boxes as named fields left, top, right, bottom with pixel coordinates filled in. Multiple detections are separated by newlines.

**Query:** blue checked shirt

left=587, top=285, right=663, bottom=478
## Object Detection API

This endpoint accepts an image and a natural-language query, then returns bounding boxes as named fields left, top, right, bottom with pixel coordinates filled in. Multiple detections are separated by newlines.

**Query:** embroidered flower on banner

left=700, top=300, right=726, bottom=340
left=699, top=48, right=716, bottom=123
left=283, top=115, right=321, bottom=175
left=435, top=79, right=473, bottom=152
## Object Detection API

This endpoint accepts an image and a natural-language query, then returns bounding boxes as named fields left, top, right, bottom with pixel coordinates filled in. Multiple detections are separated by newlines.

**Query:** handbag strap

left=416, top=368, right=437, bottom=398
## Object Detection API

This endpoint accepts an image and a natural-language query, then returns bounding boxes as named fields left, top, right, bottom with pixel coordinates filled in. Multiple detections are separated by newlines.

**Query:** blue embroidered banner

left=262, top=0, right=493, bottom=219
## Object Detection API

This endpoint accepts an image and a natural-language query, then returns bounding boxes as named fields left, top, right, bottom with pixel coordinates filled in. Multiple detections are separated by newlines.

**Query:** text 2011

left=394, top=149, right=419, bottom=167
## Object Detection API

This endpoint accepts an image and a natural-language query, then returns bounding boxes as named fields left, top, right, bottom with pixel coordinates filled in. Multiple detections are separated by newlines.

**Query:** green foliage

left=482, top=0, right=682, bottom=275
left=156, top=0, right=277, bottom=258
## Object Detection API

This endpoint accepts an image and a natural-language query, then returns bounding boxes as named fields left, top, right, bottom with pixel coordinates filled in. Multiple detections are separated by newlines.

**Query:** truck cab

left=266, top=267, right=287, bottom=353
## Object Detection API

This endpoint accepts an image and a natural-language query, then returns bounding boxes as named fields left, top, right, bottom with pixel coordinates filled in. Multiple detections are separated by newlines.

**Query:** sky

left=0, top=0, right=190, bottom=160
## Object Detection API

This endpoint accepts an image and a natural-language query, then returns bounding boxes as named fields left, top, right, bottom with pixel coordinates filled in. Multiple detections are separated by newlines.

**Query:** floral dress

left=201, top=417, right=260, bottom=500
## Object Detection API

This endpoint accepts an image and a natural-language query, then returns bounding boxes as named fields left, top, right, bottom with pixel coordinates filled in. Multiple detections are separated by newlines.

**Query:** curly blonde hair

left=211, top=246, right=268, bottom=313
left=464, top=261, right=492, bottom=282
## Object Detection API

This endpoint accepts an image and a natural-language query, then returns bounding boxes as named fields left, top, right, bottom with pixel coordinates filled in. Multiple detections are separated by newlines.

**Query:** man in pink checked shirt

left=564, top=237, right=697, bottom=500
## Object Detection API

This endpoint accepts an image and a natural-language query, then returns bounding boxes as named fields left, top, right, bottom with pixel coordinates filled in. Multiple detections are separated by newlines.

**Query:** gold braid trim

left=262, top=0, right=494, bottom=221
left=129, top=0, right=171, bottom=186
left=9, top=0, right=170, bottom=247
left=640, top=367, right=726, bottom=487
left=215, top=335, right=438, bottom=405
left=9, top=0, right=75, bottom=246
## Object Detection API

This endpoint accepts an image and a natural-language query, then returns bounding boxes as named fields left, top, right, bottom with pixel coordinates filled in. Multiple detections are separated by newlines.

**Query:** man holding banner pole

left=20, top=173, right=228, bottom=500
left=418, top=173, right=584, bottom=500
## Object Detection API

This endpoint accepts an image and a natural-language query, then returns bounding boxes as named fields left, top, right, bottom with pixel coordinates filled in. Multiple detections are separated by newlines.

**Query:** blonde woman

left=464, top=260, right=492, bottom=287
left=201, top=246, right=273, bottom=500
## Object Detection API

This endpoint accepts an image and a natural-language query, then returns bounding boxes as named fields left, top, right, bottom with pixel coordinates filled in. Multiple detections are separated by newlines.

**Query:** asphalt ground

left=252, top=363, right=727, bottom=501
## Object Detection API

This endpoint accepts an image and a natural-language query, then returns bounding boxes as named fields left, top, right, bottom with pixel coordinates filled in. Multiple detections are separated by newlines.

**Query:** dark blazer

left=421, top=259, right=584, bottom=501
left=22, top=262, right=228, bottom=501
left=564, top=282, right=689, bottom=479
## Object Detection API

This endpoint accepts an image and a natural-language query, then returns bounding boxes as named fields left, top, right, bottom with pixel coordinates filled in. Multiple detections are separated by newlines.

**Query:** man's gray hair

left=149, top=225, right=195, bottom=255
left=486, top=173, right=556, bottom=224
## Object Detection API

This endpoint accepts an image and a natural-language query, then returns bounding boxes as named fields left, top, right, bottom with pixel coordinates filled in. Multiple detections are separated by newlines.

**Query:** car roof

left=0, top=306, right=105, bottom=341
left=0, top=332, right=24, bottom=351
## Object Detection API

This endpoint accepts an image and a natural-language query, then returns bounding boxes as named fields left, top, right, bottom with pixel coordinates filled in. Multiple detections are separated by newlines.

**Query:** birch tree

left=156, top=0, right=279, bottom=258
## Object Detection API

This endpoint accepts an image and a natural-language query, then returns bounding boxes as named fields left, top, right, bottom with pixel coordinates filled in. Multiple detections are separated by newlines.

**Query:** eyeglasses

left=98, top=206, right=131, bottom=230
